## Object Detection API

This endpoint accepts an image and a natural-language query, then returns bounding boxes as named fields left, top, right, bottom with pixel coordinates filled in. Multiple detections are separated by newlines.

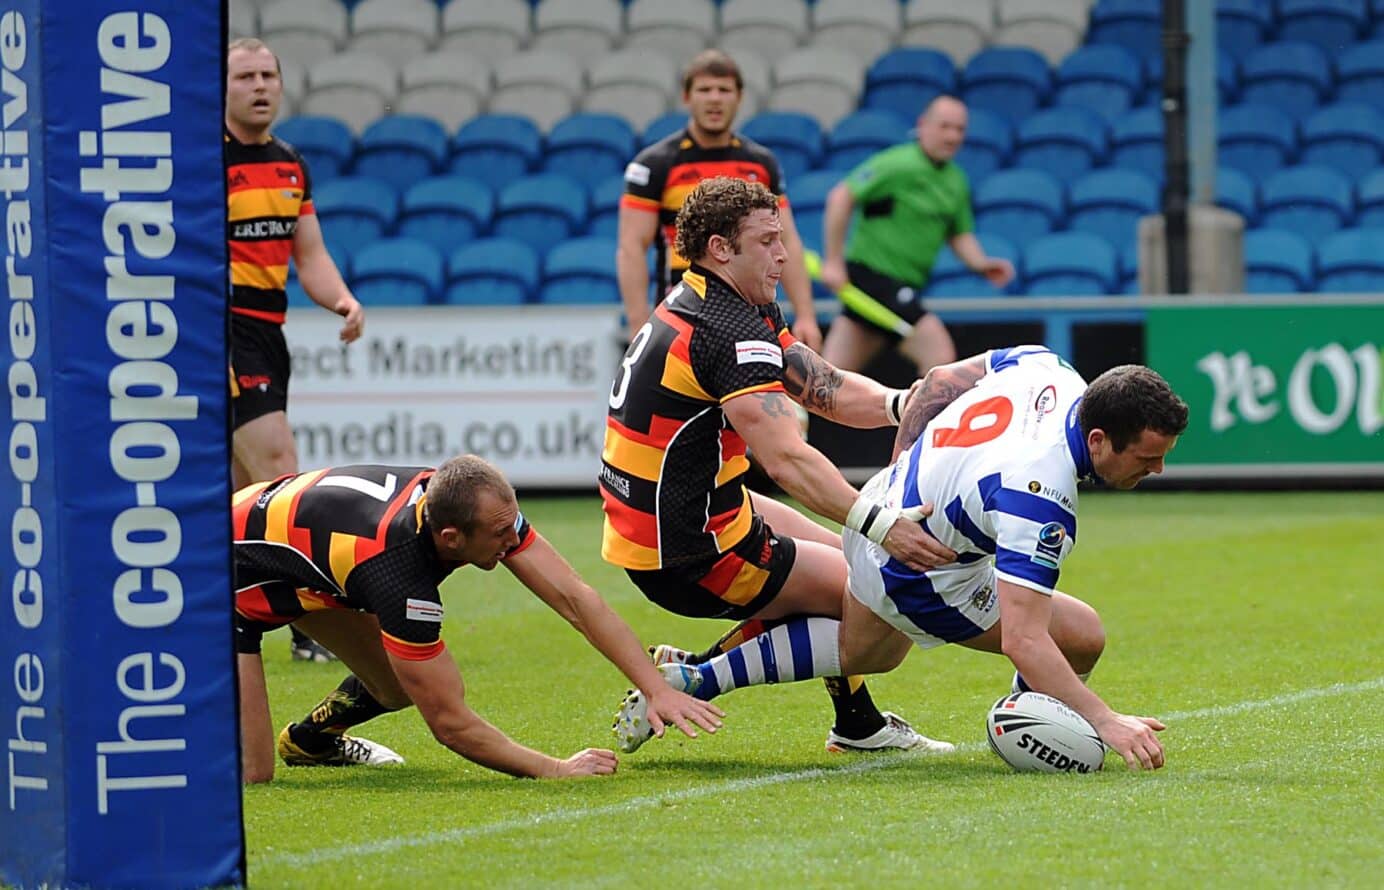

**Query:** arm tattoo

left=894, top=358, right=988, bottom=454
left=752, top=392, right=798, bottom=419
left=782, top=343, right=843, bottom=415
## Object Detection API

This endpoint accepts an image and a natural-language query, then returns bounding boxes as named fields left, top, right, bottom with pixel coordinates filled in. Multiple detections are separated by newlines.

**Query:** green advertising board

left=1147, top=303, right=1384, bottom=477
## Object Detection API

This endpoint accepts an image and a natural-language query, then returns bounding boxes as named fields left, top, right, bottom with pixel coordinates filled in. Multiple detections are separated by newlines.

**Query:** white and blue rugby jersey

left=890, top=345, right=1094, bottom=596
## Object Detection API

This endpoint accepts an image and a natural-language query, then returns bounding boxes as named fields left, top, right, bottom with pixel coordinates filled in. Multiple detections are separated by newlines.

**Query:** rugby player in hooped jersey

left=623, top=346, right=1188, bottom=770
left=234, top=455, right=722, bottom=784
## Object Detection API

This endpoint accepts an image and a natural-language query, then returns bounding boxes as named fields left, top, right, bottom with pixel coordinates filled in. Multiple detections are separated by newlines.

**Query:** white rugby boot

left=824, top=712, right=956, bottom=755
left=612, top=662, right=703, bottom=753
left=277, top=725, right=405, bottom=767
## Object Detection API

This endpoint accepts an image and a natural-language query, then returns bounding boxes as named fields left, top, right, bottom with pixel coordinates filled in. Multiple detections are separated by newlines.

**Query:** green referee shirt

left=843, top=143, right=974, bottom=288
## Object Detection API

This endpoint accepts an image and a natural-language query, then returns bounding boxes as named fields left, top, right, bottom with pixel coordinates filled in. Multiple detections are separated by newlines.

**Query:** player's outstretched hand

left=1094, top=713, right=1166, bottom=771
left=555, top=747, right=619, bottom=777
left=881, top=506, right=957, bottom=571
left=644, top=685, right=724, bottom=742
left=335, top=295, right=364, bottom=343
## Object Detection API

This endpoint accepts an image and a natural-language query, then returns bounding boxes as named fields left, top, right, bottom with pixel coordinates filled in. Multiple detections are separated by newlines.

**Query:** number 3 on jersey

left=932, top=396, right=1013, bottom=448
left=609, top=322, right=653, bottom=410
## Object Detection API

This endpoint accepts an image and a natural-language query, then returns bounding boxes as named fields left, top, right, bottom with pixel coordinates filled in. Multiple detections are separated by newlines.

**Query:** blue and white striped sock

left=692, top=617, right=842, bottom=701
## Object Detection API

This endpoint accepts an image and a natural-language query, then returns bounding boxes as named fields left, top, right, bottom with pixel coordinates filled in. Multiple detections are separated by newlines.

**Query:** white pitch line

left=260, top=675, right=1384, bottom=869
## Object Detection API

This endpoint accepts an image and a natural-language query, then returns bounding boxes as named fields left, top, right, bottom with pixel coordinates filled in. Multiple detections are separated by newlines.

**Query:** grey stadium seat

left=768, top=46, right=866, bottom=129
left=279, top=59, right=307, bottom=104
left=259, top=0, right=348, bottom=70
left=624, top=0, right=716, bottom=64
left=229, top=1, right=257, bottom=40
left=398, top=52, right=492, bottom=133
left=902, top=0, right=996, bottom=67
left=439, top=0, right=532, bottom=63
left=531, top=0, right=623, bottom=61
left=720, top=0, right=810, bottom=62
left=490, top=51, right=585, bottom=131
left=584, top=49, right=678, bottom=132
left=303, top=52, right=398, bottom=134
left=348, top=0, right=439, bottom=68
left=993, top=0, right=1088, bottom=66
left=811, top=0, right=902, bottom=62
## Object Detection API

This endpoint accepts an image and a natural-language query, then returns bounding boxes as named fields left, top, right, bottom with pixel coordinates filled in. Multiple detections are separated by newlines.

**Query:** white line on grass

left=261, top=675, right=1384, bottom=869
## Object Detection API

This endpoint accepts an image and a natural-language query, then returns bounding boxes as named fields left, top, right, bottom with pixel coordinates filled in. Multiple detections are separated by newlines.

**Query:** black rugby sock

left=824, top=675, right=887, bottom=739
left=290, top=674, right=395, bottom=753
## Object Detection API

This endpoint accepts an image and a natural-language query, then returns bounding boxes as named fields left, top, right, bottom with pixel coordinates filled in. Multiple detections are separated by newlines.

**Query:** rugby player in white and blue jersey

left=619, top=346, right=1188, bottom=770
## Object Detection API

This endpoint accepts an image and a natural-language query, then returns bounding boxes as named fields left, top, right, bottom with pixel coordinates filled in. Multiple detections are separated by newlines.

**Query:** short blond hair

left=227, top=37, right=280, bottom=73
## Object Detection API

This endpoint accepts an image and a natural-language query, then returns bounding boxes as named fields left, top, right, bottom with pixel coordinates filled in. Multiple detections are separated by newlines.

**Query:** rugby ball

left=986, top=692, right=1106, bottom=774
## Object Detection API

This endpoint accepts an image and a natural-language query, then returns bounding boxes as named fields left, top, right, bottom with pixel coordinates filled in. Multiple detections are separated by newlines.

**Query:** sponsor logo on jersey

left=969, top=582, right=996, bottom=612
left=1034, top=384, right=1057, bottom=417
left=233, top=219, right=296, bottom=239
left=1032, top=521, right=1066, bottom=568
left=734, top=340, right=783, bottom=367
left=238, top=373, right=272, bottom=391
left=1029, top=480, right=1042, bottom=493
left=1029, top=480, right=1076, bottom=512
left=600, top=464, right=631, bottom=498
left=624, top=161, right=651, bottom=186
left=406, top=598, right=444, bottom=623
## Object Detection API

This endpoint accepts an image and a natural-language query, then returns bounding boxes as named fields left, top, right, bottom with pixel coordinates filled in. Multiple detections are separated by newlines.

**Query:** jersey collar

left=1065, top=397, right=1094, bottom=481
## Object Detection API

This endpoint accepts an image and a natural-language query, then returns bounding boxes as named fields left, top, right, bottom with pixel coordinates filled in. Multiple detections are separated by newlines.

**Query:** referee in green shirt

left=819, top=96, right=1014, bottom=376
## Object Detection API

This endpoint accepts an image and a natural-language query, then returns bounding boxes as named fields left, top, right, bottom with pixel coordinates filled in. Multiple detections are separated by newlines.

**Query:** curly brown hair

left=674, top=177, right=779, bottom=264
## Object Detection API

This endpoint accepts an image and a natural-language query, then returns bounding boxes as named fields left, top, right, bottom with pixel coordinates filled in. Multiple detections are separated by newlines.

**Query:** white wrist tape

left=846, top=496, right=902, bottom=545
left=884, top=389, right=908, bottom=426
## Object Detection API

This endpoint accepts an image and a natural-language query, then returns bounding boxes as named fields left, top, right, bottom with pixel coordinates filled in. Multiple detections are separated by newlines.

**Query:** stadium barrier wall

left=287, top=296, right=1384, bottom=488
left=1, top=1, right=244, bottom=887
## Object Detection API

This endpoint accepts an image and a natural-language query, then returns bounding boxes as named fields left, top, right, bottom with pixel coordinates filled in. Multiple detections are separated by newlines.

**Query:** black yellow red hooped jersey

left=621, top=128, right=788, bottom=293
left=233, top=465, right=535, bottom=661
left=600, top=267, right=796, bottom=570
left=225, top=130, right=314, bottom=324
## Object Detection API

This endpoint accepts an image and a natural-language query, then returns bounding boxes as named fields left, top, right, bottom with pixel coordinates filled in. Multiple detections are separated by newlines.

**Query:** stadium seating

left=719, top=0, right=811, bottom=62
left=1258, top=165, right=1355, bottom=243
left=925, top=232, right=1021, bottom=297
left=1216, top=0, right=1273, bottom=63
left=490, top=52, right=584, bottom=131
left=1243, top=228, right=1316, bottom=293
left=624, top=0, right=717, bottom=61
left=1013, top=106, right=1109, bottom=179
left=1276, top=0, right=1369, bottom=55
left=993, top=0, right=1089, bottom=66
left=493, top=174, right=589, bottom=251
left=1299, top=103, right=1384, bottom=179
left=532, top=0, right=623, bottom=60
left=768, top=46, right=866, bottom=129
left=260, top=0, right=347, bottom=70
left=584, top=49, right=677, bottom=132
left=539, top=236, right=622, bottom=304
left=740, top=112, right=825, bottom=181
left=543, top=114, right=638, bottom=189
left=1023, top=232, right=1120, bottom=295
left=642, top=112, right=687, bottom=147
left=398, top=176, right=495, bottom=252
left=450, top=114, right=543, bottom=183
left=954, top=108, right=1012, bottom=186
left=587, top=173, right=627, bottom=238
left=1218, top=104, right=1299, bottom=182
left=438, top=0, right=531, bottom=63
left=313, top=176, right=397, bottom=256
left=1053, top=44, right=1144, bottom=123
left=1086, top=0, right=1161, bottom=58
left=960, top=47, right=1052, bottom=125
left=1119, top=240, right=1139, bottom=293
left=973, top=168, right=1065, bottom=249
left=353, top=115, right=449, bottom=193
left=445, top=238, right=540, bottom=305
left=1238, top=42, right=1333, bottom=120
left=274, top=115, right=354, bottom=183
left=810, top=0, right=901, bottom=62
left=1315, top=226, right=1384, bottom=291
left=900, top=0, right=994, bottom=67
left=230, top=2, right=257, bottom=40
left=862, top=48, right=957, bottom=124
left=1215, top=165, right=1259, bottom=223
left=302, top=52, right=396, bottom=133
left=397, top=52, right=491, bottom=133
left=1335, top=42, right=1384, bottom=110
left=351, top=238, right=444, bottom=305
left=1355, top=168, right=1384, bottom=226
left=1066, top=168, right=1159, bottom=251
left=348, top=0, right=437, bottom=68
left=1110, top=105, right=1163, bottom=174
left=824, top=110, right=911, bottom=172
left=786, top=169, right=844, bottom=254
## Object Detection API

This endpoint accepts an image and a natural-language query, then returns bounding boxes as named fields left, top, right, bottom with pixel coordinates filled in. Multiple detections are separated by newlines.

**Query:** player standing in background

left=819, top=96, right=1014, bottom=377
left=617, top=50, right=823, bottom=350
left=235, top=454, right=722, bottom=784
left=602, top=177, right=957, bottom=755
left=622, top=347, right=1186, bottom=771
left=225, top=38, right=365, bottom=662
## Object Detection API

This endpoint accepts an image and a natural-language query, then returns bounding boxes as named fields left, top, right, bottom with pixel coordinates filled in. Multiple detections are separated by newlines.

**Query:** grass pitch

left=245, top=491, right=1384, bottom=888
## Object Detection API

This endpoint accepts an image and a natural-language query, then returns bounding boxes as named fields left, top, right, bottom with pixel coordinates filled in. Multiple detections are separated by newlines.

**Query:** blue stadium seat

left=1239, top=42, right=1333, bottom=120
left=397, top=176, right=495, bottom=253
left=1355, top=167, right=1384, bottom=226
left=1299, top=103, right=1384, bottom=178
left=1215, top=165, right=1259, bottom=223
left=313, top=176, right=398, bottom=256
left=1053, top=44, right=1143, bottom=123
left=1013, top=107, right=1108, bottom=179
left=1141, top=53, right=1238, bottom=106
left=973, top=168, right=1065, bottom=249
left=351, top=238, right=444, bottom=305
left=588, top=173, right=626, bottom=238
left=862, top=48, right=958, bottom=122
left=274, top=115, right=354, bottom=183
left=1335, top=42, right=1384, bottom=110
left=449, top=114, right=543, bottom=184
left=445, top=238, right=540, bottom=306
left=740, top=112, right=825, bottom=181
left=1218, top=104, right=1299, bottom=181
left=493, top=174, right=588, bottom=252
left=354, top=115, right=450, bottom=193
left=924, top=232, right=1021, bottom=297
left=641, top=111, right=687, bottom=147
left=1087, top=0, right=1162, bottom=58
left=953, top=108, right=1012, bottom=186
left=1276, top=0, right=1368, bottom=55
left=1258, top=165, right=1355, bottom=243
left=960, top=47, right=1052, bottom=126
left=1244, top=228, right=1316, bottom=293
left=1315, top=226, right=1384, bottom=291
left=1119, top=240, right=1139, bottom=293
left=1022, top=232, right=1120, bottom=295
left=543, top=113, right=639, bottom=189
left=540, top=237, right=621, bottom=304
left=825, top=110, right=911, bottom=172
left=787, top=169, right=844, bottom=254
left=1110, top=105, right=1163, bottom=173
left=1216, top=0, right=1273, bottom=63
left=1066, top=168, right=1158, bottom=252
